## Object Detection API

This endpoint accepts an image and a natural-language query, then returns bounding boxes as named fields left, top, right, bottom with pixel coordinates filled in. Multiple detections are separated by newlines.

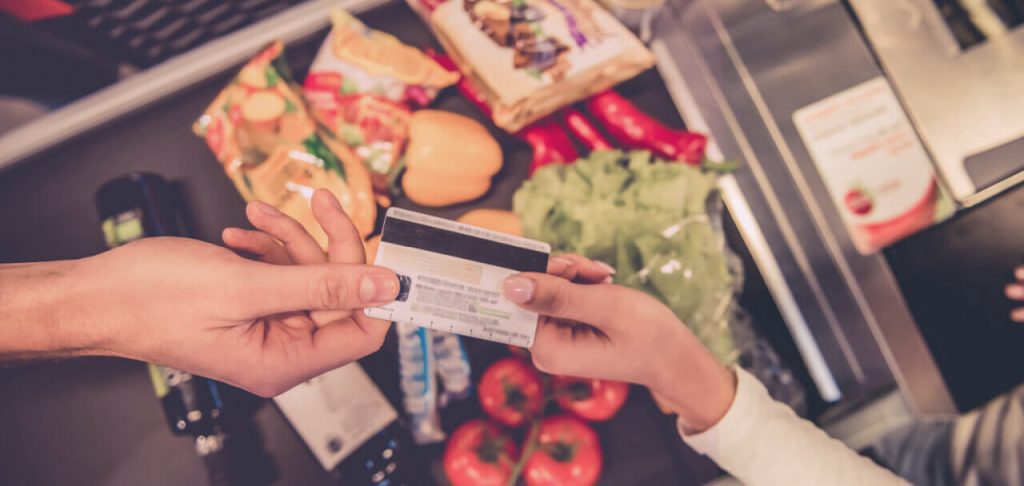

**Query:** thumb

left=236, top=260, right=400, bottom=316
left=503, top=272, right=622, bottom=330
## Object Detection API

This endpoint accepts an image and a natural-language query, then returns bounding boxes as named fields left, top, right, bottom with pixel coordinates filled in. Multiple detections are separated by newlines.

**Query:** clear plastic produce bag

left=515, top=150, right=806, bottom=414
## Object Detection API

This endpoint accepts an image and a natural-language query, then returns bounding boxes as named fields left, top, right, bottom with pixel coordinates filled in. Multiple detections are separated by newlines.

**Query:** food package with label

left=427, top=0, right=655, bottom=131
left=193, top=41, right=376, bottom=245
left=303, top=9, right=459, bottom=194
left=792, top=78, right=954, bottom=254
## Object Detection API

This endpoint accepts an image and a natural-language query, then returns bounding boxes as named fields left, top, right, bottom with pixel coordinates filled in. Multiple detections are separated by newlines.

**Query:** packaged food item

left=514, top=150, right=736, bottom=360
left=401, top=109, right=503, bottom=207
left=424, top=49, right=580, bottom=176
left=304, top=9, right=458, bottom=192
left=431, top=331, right=473, bottom=407
left=396, top=323, right=446, bottom=444
left=428, top=0, right=655, bottom=131
left=193, top=41, right=376, bottom=243
left=792, top=78, right=953, bottom=254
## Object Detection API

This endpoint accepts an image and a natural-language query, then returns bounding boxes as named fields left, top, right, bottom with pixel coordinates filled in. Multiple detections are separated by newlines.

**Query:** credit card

left=364, top=208, right=550, bottom=347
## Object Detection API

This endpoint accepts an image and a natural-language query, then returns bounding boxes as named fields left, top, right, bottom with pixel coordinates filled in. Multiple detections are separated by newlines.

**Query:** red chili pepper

left=521, top=117, right=580, bottom=177
left=585, top=90, right=707, bottom=165
left=559, top=108, right=612, bottom=151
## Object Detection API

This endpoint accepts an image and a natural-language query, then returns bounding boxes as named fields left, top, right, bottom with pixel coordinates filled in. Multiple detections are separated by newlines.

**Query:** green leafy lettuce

left=514, top=151, right=737, bottom=361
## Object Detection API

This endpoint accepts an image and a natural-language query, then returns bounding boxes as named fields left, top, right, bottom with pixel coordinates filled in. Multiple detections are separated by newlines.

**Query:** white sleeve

left=680, top=367, right=910, bottom=486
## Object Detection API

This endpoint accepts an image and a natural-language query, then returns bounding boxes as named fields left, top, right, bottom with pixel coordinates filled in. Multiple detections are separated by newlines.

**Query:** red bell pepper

left=559, top=108, right=612, bottom=151
left=585, top=90, right=707, bottom=165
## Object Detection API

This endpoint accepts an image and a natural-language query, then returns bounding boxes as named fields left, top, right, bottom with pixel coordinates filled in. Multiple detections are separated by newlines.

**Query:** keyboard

left=61, top=0, right=309, bottom=67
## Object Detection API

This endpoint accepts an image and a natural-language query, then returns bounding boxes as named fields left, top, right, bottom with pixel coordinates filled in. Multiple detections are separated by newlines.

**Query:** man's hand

left=0, top=190, right=397, bottom=397
left=1007, top=265, right=1024, bottom=323
left=503, top=257, right=737, bottom=433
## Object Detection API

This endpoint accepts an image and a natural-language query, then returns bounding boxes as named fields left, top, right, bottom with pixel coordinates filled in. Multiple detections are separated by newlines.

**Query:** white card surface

left=365, top=208, right=550, bottom=348
left=273, top=364, right=397, bottom=471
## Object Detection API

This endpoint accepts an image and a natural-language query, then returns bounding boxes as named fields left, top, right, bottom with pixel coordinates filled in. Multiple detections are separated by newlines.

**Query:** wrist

left=648, top=329, right=737, bottom=434
left=0, top=259, right=117, bottom=360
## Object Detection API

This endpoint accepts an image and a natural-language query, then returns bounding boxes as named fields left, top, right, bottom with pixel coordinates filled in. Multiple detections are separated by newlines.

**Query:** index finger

left=311, top=189, right=366, bottom=264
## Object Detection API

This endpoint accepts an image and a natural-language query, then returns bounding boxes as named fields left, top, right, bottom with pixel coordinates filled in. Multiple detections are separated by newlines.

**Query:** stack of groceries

left=190, top=4, right=805, bottom=485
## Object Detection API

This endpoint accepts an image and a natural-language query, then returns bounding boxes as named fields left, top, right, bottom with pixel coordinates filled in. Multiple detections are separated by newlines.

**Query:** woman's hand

left=1007, top=265, right=1024, bottom=323
left=3, top=189, right=398, bottom=397
left=504, top=257, right=736, bottom=433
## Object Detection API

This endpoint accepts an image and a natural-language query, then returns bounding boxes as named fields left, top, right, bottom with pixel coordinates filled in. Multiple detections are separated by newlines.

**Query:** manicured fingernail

left=1007, top=284, right=1024, bottom=300
left=549, top=257, right=574, bottom=273
left=596, top=261, right=617, bottom=275
left=360, top=273, right=399, bottom=304
left=254, top=200, right=280, bottom=216
left=503, top=276, right=536, bottom=304
left=1013, top=308, right=1024, bottom=323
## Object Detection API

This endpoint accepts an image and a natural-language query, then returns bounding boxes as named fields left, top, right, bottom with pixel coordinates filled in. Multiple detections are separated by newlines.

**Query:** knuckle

left=311, top=271, right=348, bottom=309
left=549, top=283, right=574, bottom=316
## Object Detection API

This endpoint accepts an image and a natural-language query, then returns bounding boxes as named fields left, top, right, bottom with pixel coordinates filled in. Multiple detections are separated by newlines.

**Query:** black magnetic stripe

left=380, top=216, right=548, bottom=272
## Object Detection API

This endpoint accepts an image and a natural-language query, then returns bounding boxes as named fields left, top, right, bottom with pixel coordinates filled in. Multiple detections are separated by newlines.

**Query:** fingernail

left=1016, top=266, right=1024, bottom=281
left=549, top=257, right=574, bottom=273
left=602, top=276, right=613, bottom=284
left=360, top=273, right=399, bottom=304
left=1008, top=284, right=1024, bottom=300
left=596, top=261, right=617, bottom=275
left=254, top=200, right=280, bottom=216
left=503, top=276, right=536, bottom=304
left=1013, top=308, right=1024, bottom=323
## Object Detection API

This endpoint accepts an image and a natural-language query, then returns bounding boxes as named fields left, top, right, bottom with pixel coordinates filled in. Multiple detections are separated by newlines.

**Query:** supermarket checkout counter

left=1, top=0, right=1023, bottom=484
left=0, top=1, right=791, bottom=484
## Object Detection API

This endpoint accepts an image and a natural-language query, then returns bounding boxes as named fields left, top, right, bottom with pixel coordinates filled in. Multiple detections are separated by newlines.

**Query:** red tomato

left=524, top=416, right=603, bottom=486
left=553, top=376, right=629, bottom=422
left=444, top=420, right=519, bottom=486
left=478, top=358, right=544, bottom=427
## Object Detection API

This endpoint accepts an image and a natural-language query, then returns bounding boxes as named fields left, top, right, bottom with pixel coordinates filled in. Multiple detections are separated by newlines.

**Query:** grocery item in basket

left=401, top=110, right=503, bottom=207
left=514, top=150, right=737, bottom=361
left=304, top=9, right=459, bottom=192
left=457, top=208, right=523, bottom=236
left=429, top=0, right=654, bottom=131
left=193, top=41, right=376, bottom=244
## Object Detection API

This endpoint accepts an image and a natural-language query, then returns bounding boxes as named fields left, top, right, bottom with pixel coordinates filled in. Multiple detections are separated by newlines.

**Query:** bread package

left=430, top=0, right=654, bottom=131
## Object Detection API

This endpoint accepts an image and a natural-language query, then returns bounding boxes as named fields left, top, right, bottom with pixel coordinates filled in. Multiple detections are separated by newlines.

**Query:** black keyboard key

left=110, top=0, right=154, bottom=21
left=131, top=5, right=171, bottom=31
left=177, top=0, right=218, bottom=16
left=196, top=3, right=233, bottom=25
left=152, top=17, right=190, bottom=42
left=168, top=26, right=207, bottom=53
left=209, top=12, right=248, bottom=35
